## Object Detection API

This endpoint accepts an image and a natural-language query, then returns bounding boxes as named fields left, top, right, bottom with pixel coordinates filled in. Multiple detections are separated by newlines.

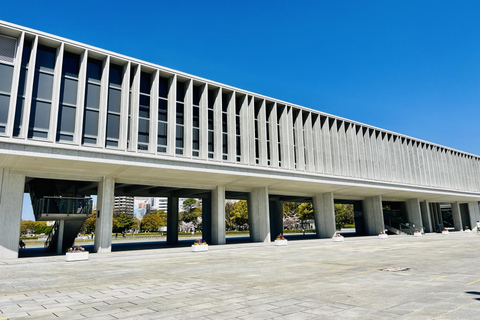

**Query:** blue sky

left=5, top=0, right=480, bottom=219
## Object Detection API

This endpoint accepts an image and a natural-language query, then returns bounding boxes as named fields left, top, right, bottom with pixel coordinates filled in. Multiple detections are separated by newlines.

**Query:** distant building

left=114, top=196, right=134, bottom=216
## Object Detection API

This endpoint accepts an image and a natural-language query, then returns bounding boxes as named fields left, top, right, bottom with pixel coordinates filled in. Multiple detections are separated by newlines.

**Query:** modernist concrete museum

left=1, top=20, right=479, bottom=259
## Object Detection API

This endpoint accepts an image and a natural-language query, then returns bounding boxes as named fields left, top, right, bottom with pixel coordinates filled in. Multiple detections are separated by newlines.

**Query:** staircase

left=28, top=178, right=93, bottom=253
left=384, top=219, right=424, bottom=235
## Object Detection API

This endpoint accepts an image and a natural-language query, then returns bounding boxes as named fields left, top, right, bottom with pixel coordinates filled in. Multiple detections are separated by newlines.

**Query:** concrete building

left=113, top=196, right=134, bottom=216
left=1, top=20, right=480, bottom=259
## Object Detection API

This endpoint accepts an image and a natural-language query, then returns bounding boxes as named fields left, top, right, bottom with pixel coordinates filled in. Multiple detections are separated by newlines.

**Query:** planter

left=465, top=229, right=472, bottom=233
left=378, top=234, right=388, bottom=239
left=414, top=232, right=422, bottom=237
left=66, top=251, right=89, bottom=262
left=191, top=244, right=208, bottom=252
left=442, top=231, right=449, bottom=235
left=332, top=236, right=344, bottom=242
left=274, top=239, right=288, bottom=246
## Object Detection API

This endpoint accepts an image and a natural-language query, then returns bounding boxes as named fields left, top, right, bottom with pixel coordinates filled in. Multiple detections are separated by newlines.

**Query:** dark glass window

left=159, top=76, right=169, bottom=98
left=176, top=103, right=184, bottom=124
left=177, top=81, right=185, bottom=102
left=158, top=100, right=168, bottom=121
left=62, top=52, right=80, bottom=77
left=193, top=85, right=201, bottom=106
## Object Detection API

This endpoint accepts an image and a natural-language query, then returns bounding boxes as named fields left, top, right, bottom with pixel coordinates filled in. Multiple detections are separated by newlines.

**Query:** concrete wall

left=249, top=187, right=270, bottom=242
left=94, top=177, right=115, bottom=253
left=363, top=196, right=384, bottom=235
left=0, top=169, right=25, bottom=259
left=312, top=192, right=336, bottom=238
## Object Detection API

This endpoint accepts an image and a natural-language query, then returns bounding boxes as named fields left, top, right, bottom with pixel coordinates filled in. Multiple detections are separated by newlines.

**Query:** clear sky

left=4, top=0, right=480, bottom=219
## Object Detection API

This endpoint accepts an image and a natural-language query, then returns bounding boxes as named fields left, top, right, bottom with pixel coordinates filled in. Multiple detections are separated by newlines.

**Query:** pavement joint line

left=467, top=279, right=480, bottom=285
left=428, top=276, right=446, bottom=281
left=330, top=267, right=351, bottom=272
left=357, top=270, right=378, bottom=274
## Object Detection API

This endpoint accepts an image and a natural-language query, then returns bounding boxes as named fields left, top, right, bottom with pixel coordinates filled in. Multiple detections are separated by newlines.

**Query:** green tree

left=225, top=201, right=235, bottom=231
left=81, top=211, right=96, bottom=234
left=182, top=198, right=198, bottom=213
left=230, top=200, right=248, bottom=229
left=112, top=212, right=134, bottom=233
left=20, top=220, right=36, bottom=235
left=297, top=202, right=313, bottom=229
left=334, top=204, right=354, bottom=229
left=141, top=210, right=166, bottom=232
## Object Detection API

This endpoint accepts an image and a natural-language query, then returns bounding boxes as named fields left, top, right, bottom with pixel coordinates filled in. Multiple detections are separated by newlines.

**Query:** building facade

left=1, top=20, right=480, bottom=259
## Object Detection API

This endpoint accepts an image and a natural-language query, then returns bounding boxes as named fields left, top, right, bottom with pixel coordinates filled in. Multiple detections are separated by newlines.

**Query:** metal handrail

left=44, top=221, right=59, bottom=252
left=34, top=197, right=93, bottom=218
left=385, top=219, right=424, bottom=235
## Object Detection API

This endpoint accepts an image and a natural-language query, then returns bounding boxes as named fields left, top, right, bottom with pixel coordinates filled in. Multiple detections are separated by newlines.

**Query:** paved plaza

left=2, top=232, right=480, bottom=319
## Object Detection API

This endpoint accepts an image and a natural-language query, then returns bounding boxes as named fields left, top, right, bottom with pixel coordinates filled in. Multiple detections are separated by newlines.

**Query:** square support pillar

left=56, top=220, right=65, bottom=255
left=248, top=187, right=270, bottom=242
left=94, top=177, right=115, bottom=253
left=211, top=186, right=226, bottom=245
left=269, top=200, right=284, bottom=241
left=201, top=197, right=212, bottom=244
left=451, top=202, right=462, bottom=231
left=363, top=195, right=384, bottom=236
left=467, top=202, right=480, bottom=232
left=312, top=192, right=336, bottom=238
left=0, top=169, right=25, bottom=259
left=406, top=198, right=424, bottom=232
left=167, top=196, right=179, bottom=245
left=420, top=201, right=433, bottom=233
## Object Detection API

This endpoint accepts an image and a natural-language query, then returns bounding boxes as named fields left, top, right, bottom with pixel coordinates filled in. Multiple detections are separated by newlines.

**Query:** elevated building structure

left=1, top=20, right=480, bottom=259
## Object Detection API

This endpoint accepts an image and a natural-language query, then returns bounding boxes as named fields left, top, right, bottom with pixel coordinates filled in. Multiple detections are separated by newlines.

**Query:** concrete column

left=406, top=198, right=423, bottom=232
left=363, top=195, right=384, bottom=235
left=467, top=202, right=480, bottom=232
left=420, top=201, right=433, bottom=233
left=269, top=200, right=283, bottom=241
left=248, top=187, right=270, bottom=242
left=94, top=177, right=115, bottom=253
left=167, top=196, right=179, bottom=244
left=312, top=192, right=336, bottom=238
left=56, top=220, right=65, bottom=255
left=0, top=169, right=25, bottom=259
left=201, top=197, right=212, bottom=244
left=211, top=187, right=226, bottom=245
left=451, top=202, right=462, bottom=231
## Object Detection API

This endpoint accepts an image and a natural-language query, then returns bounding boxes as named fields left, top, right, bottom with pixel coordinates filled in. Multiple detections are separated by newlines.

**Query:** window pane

left=0, top=63, right=13, bottom=93
left=84, top=109, right=99, bottom=136
left=0, top=94, right=9, bottom=124
left=33, top=72, right=54, bottom=101
left=193, top=85, right=200, bottom=106
left=158, top=99, right=167, bottom=121
left=86, top=83, right=100, bottom=109
left=193, top=106, right=199, bottom=127
left=138, top=118, right=149, bottom=143
left=17, top=67, right=27, bottom=97
left=36, top=46, right=56, bottom=72
left=158, top=122, right=167, bottom=145
left=58, top=104, right=76, bottom=134
left=193, top=128, right=199, bottom=150
left=176, top=125, right=184, bottom=148
left=176, top=81, right=185, bottom=102
left=159, top=77, right=169, bottom=98
left=176, top=103, right=184, bottom=124
left=87, top=59, right=102, bottom=82
left=61, top=77, right=78, bottom=105
left=30, top=100, right=51, bottom=130
left=208, top=131, right=214, bottom=152
left=107, top=113, right=120, bottom=140
left=108, top=88, right=121, bottom=113
left=109, top=65, right=122, bottom=86
left=63, top=53, right=79, bottom=77
left=140, top=72, right=151, bottom=94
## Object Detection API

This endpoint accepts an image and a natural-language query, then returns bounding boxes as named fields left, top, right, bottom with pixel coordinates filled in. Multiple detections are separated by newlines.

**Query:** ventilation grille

left=0, top=35, right=17, bottom=64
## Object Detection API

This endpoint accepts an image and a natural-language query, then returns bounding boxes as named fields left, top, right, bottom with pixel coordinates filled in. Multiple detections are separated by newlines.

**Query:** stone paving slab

left=2, top=233, right=480, bottom=319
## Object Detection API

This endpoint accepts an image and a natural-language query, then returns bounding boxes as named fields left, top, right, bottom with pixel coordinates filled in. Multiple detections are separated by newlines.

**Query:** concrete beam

left=94, top=177, right=115, bottom=253
left=167, top=196, right=179, bottom=245
left=211, top=186, right=226, bottom=245
left=363, top=195, right=384, bottom=235
left=248, top=187, right=270, bottom=242
left=0, top=169, right=25, bottom=259
left=312, top=192, right=336, bottom=238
